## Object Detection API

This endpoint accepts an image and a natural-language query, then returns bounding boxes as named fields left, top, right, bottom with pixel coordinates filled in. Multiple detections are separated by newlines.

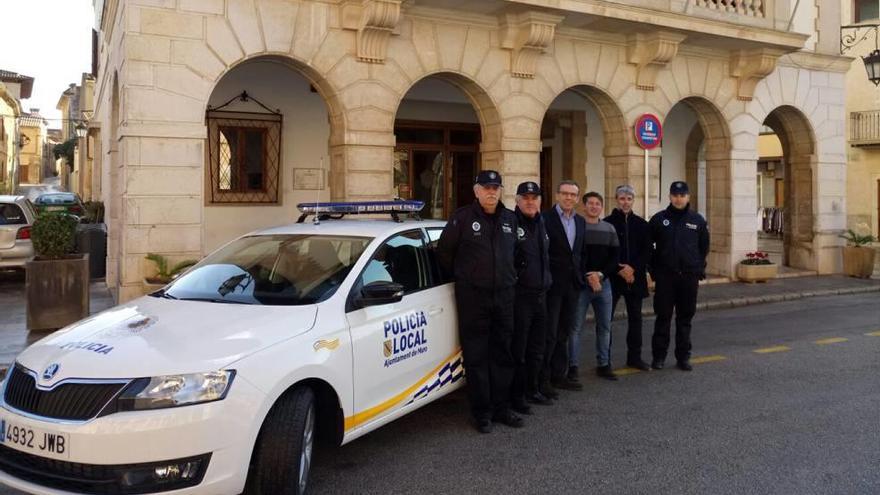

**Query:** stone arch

left=762, top=105, right=817, bottom=270
left=664, top=96, right=734, bottom=276
left=392, top=71, right=503, bottom=163
left=211, top=53, right=347, bottom=147
left=538, top=84, right=631, bottom=203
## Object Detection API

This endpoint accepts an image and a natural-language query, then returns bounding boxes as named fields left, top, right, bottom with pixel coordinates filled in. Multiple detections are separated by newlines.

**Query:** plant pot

left=26, top=254, right=90, bottom=331
left=842, top=246, right=877, bottom=279
left=736, top=262, right=778, bottom=283
left=142, top=278, right=167, bottom=295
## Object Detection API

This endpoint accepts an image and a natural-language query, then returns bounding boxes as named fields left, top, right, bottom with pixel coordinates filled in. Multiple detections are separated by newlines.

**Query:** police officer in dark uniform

left=511, top=181, right=553, bottom=413
left=648, top=181, right=710, bottom=371
left=437, top=170, right=523, bottom=433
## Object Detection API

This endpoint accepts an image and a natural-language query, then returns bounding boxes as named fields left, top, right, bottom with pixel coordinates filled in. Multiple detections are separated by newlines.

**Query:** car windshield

left=36, top=194, right=76, bottom=205
left=159, top=234, right=372, bottom=305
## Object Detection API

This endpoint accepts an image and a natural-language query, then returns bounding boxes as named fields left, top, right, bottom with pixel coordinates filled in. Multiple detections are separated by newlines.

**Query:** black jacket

left=604, top=208, right=651, bottom=297
left=648, top=203, right=710, bottom=277
left=515, top=207, right=552, bottom=292
left=542, top=206, right=588, bottom=290
left=437, top=201, right=519, bottom=290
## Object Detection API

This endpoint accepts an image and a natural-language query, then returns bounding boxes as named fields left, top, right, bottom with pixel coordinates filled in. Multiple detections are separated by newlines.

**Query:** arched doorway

left=661, top=97, right=732, bottom=276
left=393, top=74, right=500, bottom=219
left=204, top=56, right=336, bottom=251
left=758, top=106, right=816, bottom=271
left=538, top=86, right=628, bottom=210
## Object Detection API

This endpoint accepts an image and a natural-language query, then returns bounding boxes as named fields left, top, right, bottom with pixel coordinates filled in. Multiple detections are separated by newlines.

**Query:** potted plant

left=26, top=212, right=90, bottom=331
left=736, top=250, right=777, bottom=283
left=143, top=253, right=197, bottom=293
left=839, top=228, right=877, bottom=279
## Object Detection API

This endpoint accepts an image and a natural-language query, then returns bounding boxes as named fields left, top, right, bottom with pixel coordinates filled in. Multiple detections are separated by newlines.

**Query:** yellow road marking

left=614, top=367, right=642, bottom=376
left=814, top=337, right=848, bottom=345
left=690, top=355, right=727, bottom=364
left=753, top=345, right=791, bottom=354
left=865, top=331, right=880, bottom=337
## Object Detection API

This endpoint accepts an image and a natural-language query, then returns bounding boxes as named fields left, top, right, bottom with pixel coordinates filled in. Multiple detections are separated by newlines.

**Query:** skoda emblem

left=472, top=221, right=481, bottom=232
left=42, top=363, right=60, bottom=381
left=662, top=219, right=670, bottom=227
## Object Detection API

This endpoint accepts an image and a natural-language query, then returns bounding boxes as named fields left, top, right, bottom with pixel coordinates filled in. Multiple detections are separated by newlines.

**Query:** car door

left=346, top=229, right=457, bottom=430
left=0, top=203, right=28, bottom=251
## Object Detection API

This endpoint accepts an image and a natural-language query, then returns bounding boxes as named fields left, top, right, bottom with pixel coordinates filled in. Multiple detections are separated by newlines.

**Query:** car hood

left=15, top=296, right=318, bottom=383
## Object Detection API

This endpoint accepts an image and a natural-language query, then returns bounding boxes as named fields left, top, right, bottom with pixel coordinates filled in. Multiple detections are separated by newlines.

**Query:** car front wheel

left=245, top=386, right=316, bottom=495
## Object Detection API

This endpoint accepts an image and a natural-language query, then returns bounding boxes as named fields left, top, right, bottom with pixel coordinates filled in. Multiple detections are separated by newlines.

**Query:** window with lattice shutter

left=206, top=110, right=281, bottom=204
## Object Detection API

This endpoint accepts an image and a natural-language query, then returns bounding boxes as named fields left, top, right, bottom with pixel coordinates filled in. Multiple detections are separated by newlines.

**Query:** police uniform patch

left=517, top=227, right=525, bottom=239
left=502, top=223, right=512, bottom=234
left=472, top=221, right=481, bottom=232
left=686, top=222, right=698, bottom=230
left=663, top=219, right=670, bottom=226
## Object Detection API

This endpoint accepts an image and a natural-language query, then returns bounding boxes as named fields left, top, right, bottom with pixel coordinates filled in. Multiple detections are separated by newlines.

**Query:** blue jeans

left=570, top=279, right=613, bottom=368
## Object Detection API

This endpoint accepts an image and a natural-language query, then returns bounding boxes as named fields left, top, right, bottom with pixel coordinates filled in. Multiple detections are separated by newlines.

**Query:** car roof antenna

left=313, top=157, right=323, bottom=226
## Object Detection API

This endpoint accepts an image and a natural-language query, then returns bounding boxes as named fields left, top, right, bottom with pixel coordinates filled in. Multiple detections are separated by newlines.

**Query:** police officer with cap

left=511, top=181, right=553, bottom=413
left=437, top=170, right=523, bottom=433
left=648, top=181, right=710, bottom=371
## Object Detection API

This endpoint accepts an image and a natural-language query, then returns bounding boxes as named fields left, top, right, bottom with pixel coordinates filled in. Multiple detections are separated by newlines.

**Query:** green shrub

left=839, top=229, right=877, bottom=247
left=145, top=253, right=198, bottom=283
left=31, top=213, right=78, bottom=259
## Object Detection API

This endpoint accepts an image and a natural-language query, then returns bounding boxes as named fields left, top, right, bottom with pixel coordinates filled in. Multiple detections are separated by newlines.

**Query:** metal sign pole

left=644, top=148, right=649, bottom=218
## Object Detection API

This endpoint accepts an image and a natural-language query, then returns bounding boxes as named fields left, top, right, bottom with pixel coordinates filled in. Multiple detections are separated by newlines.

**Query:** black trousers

left=455, top=284, right=516, bottom=421
left=512, top=290, right=547, bottom=404
left=651, top=271, right=699, bottom=362
left=611, top=289, right=646, bottom=363
left=543, top=284, right=582, bottom=382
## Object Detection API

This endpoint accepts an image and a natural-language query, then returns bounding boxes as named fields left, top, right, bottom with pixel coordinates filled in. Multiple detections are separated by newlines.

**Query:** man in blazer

left=540, top=180, right=589, bottom=395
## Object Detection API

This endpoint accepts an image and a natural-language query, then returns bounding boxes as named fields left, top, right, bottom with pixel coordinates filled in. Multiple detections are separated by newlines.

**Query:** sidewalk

left=0, top=274, right=878, bottom=370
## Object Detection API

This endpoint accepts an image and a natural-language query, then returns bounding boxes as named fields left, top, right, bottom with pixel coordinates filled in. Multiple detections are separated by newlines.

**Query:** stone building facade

left=91, top=0, right=850, bottom=302
left=18, top=110, right=48, bottom=185
left=842, top=1, right=880, bottom=240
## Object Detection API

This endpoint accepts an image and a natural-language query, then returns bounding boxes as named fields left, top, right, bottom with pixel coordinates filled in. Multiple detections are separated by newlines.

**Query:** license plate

left=46, top=206, right=64, bottom=212
left=0, top=414, right=70, bottom=460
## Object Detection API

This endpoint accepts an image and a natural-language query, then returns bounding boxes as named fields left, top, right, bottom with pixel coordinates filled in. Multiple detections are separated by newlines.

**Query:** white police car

left=0, top=201, right=463, bottom=495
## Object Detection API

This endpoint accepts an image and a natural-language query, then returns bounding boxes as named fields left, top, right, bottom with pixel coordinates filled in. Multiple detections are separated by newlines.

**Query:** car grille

left=0, top=444, right=210, bottom=494
left=3, top=366, right=128, bottom=420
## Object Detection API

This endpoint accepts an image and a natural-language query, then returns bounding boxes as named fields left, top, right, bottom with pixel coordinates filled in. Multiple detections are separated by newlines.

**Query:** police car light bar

left=296, top=200, right=425, bottom=223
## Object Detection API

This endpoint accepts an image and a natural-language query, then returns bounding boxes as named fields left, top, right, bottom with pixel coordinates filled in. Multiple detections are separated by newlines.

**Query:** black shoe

left=676, top=360, right=693, bottom=371
left=511, top=401, right=533, bottom=415
left=525, top=391, right=554, bottom=405
left=555, top=378, right=584, bottom=391
left=538, top=384, right=559, bottom=400
left=596, top=365, right=619, bottom=381
left=651, top=359, right=665, bottom=370
left=566, top=366, right=580, bottom=383
left=492, top=410, right=524, bottom=428
left=476, top=418, right=493, bottom=434
left=627, top=359, right=651, bottom=371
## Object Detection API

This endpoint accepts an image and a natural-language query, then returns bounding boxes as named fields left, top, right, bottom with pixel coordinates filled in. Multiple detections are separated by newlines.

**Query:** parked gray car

left=0, top=195, right=37, bottom=270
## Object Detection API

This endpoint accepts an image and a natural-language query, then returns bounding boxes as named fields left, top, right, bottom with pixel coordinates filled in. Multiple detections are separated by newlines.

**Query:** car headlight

left=117, top=371, right=235, bottom=411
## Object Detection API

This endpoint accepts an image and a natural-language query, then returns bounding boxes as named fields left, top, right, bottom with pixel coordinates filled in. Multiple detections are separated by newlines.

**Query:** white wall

left=546, top=90, right=605, bottom=196
left=660, top=103, right=696, bottom=204
left=204, top=60, right=331, bottom=252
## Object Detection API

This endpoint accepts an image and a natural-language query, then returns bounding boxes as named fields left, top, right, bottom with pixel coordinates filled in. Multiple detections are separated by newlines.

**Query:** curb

left=601, top=284, right=880, bottom=322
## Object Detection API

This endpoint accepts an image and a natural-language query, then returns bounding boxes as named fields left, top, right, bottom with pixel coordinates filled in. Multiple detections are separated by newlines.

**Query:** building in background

left=55, top=83, right=82, bottom=192
left=18, top=109, right=48, bottom=185
left=843, top=1, right=880, bottom=240
left=44, top=128, right=63, bottom=180
left=0, top=70, right=33, bottom=193
left=91, top=0, right=850, bottom=302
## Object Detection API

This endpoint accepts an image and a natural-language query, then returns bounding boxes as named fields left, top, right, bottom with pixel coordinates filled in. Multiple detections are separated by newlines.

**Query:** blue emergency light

left=296, top=200, right=425, bottom=223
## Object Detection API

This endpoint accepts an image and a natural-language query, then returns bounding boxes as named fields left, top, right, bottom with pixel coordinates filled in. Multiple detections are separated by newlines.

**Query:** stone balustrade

left=692, top=0, right=766, bottom=17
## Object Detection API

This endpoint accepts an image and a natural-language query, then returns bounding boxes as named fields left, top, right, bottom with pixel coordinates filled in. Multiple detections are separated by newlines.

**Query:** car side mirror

left=359, top=281, right=405, bottom=307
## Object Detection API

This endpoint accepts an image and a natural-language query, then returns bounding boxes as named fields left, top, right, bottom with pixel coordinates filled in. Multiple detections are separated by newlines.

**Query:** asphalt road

left=0, top=292, right=878, bottom=494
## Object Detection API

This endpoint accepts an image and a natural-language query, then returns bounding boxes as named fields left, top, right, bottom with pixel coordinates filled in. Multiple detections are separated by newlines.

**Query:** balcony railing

left=692, top=0, right=765, bottom=18
left=850, top=110, right=880, bottom=146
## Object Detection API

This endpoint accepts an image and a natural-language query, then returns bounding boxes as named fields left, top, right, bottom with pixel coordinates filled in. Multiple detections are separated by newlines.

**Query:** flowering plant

left=741, top=251, right=773, bottom=265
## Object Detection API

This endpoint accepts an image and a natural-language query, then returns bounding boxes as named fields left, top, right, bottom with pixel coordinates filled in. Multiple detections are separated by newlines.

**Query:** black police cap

left=475, top=170, right=503, bottom=186
left=670, top=181, right=690, bottom=195
left=516, top=181, right=541, bottom=196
